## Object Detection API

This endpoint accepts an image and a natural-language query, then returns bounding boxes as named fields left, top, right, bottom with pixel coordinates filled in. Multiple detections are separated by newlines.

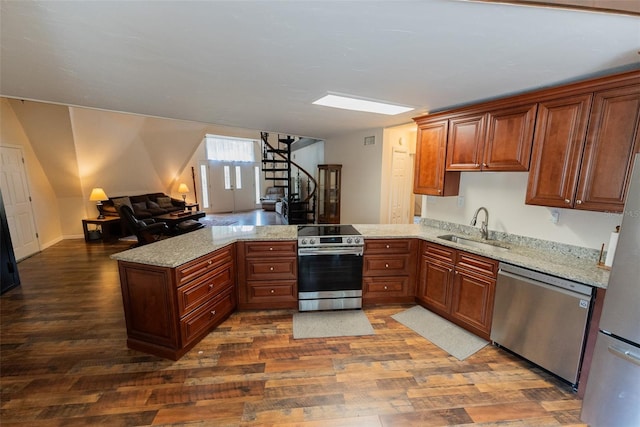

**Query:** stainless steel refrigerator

left=581, top=154, right=640, bottom=426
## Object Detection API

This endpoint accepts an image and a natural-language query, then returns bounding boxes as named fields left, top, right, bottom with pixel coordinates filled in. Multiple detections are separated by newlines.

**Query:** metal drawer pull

left=269, top=247, right=273, bottom=251
left=209, top=284, right=214, bottom=290
left=270, top=266, right=274, bottom=271
left=609, top=345, right=640, bottom=367
left=564, top=199, right=571, bottom=204
left=386, top=245, right=390, bottom=249
left=385, top=263, right=389, bottom=268
left=207, top=260, right=212, bottom=265
left=210, top=310, right=216, bottom=316
left=576, top=200, right=582, bottom=205
left=384, top=285, right=388, bottom=290
left=270, top=289, right=275, bottom=294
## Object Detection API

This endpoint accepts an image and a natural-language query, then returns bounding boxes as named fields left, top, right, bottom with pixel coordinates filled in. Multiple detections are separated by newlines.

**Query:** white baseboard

left=41, top=235, right=65, bottom=250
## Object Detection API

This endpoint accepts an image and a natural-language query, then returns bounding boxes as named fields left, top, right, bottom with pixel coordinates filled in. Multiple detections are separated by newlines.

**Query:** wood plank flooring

left=1, top=239, right=587, bottom=426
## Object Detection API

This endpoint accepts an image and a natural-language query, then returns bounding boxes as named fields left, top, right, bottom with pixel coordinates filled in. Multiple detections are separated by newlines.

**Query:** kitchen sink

left=438, top=234, right=510, bottom=252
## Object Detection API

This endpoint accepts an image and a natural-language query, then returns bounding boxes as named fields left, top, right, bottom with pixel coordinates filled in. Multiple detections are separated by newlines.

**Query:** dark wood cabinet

left=526, top=84, right=640, bottom=212
left=363, top=239, right=417, bottom=305
left=483, top=103, right=537, bottom=171
left=236, top=240, right=298, bottom=310
left=317, top=164, right=342, bottom=224
left=117, top=244, right=236, bottom=360
left=574, top=85, right=640, bottom=212
left=446, top=113, right=486, bottom=171
left=413, top=119, right=460, bottom=196
left=417, top=241, right=497, bottom=340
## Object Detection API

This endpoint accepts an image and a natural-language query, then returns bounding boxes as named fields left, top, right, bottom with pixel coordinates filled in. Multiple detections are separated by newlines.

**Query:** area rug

left=293, top=310, right=375, bottom=339
left=392, top=305, right=488, bottom=360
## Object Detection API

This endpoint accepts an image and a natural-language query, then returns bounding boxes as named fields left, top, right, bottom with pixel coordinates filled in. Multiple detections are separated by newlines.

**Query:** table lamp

left=178, top=183, right=189, bottom=206
left=89, top=188, right=109, bottom=219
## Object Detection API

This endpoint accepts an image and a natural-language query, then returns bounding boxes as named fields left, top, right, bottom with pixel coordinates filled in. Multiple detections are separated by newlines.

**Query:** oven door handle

left=298, top=247, right=363, bottom=256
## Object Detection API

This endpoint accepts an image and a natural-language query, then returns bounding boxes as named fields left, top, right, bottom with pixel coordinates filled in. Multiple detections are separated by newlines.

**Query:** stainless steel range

left=297, top=225, right=364, bottom=311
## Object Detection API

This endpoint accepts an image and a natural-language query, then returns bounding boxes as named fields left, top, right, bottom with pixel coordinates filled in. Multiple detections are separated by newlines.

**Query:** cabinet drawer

left=244, top=241, right=297, bottom=257
left=245, top=258, right=297, bottom=280
left=246, top=280, right=297, bottom=303
left=363, top=254, right=412, bottom=276
left=180, top=288, right=235, bottom=345
left=176, top=245, right=234, bottom=286
left=365, top=239, right=414, bottom=254
left=364, top=276, right=410, bottom=297
left=177, top=264, right=234, bottom=317
left=456, top=251, right=499, bottom=278
left=423, top=242, right=456, bottom=264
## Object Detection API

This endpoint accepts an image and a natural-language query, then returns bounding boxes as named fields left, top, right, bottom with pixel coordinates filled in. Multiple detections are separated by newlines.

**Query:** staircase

left=261, top=132, right=317, bottom=224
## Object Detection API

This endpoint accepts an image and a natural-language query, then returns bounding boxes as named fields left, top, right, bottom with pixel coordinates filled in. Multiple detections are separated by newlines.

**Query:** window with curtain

left=205, top=135, right=256, bottom=162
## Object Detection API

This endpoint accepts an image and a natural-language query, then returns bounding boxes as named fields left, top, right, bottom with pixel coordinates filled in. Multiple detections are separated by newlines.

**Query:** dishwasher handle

left=498, top=263, right=593, bottom=296
left=498, top=269, right=593, bottom=300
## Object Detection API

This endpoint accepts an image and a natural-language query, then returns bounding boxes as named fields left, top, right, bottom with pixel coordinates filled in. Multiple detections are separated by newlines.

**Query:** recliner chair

left=118, top=205, right=170, bottom=246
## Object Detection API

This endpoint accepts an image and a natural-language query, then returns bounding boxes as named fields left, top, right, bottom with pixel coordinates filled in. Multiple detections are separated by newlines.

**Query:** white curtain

left=205, top=135, right=256, bottom=162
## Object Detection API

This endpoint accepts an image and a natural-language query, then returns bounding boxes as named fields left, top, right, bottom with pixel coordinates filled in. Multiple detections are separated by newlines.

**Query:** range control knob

left=301, top=239, right=307, bottom=245
left=347, top=237, right=353, bottom=244
left=309, top=238, right=316, bottom=245
left=354, top=237, right=361, bottom=244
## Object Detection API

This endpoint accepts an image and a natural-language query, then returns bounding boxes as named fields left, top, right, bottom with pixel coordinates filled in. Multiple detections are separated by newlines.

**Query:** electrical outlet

left=457, top=196, right=465, bottom=208
left=550, top=209, right=560, bottom=224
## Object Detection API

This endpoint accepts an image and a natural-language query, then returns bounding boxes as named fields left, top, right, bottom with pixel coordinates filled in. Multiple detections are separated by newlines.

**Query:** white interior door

left=209, top=162, right=257, bottom=213
left=389, top=148, right=410, bottom=224
left=0, top=146, right=40, bottom=260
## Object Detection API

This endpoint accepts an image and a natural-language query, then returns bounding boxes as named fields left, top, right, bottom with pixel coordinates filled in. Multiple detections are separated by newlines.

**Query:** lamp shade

left=178, top=183, right=189, bottom=194
left=89, top=188, right=108, bottom=201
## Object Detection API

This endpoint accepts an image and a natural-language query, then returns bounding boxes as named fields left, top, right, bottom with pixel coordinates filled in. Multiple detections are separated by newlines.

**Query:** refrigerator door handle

left=609, top=345, right=640, bottom=367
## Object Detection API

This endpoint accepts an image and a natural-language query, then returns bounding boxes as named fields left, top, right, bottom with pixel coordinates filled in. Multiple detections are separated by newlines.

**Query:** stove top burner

left=297, top=225, right=363, bottom=248
left=297, top=225, right=361, bottom=237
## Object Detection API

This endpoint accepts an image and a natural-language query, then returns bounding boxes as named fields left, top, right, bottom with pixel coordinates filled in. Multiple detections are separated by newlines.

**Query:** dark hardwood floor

left=1, top=233, right=587, bottom=426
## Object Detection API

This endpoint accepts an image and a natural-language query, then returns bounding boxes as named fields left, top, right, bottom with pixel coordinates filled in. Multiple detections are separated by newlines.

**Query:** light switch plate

left=550, top=209, right=560, bottom=224
left=457, top=196, right=465, bottom=208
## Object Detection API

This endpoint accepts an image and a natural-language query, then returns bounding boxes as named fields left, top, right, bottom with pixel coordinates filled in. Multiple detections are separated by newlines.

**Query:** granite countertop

left=110, top=225, right=298, bottom=268
left=111, top=222, right=610, bottom=289
left=353, top=223, right=610, bottom=289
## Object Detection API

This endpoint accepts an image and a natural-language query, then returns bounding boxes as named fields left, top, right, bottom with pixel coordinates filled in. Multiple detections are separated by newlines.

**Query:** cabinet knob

left=437, top=189, right=442, bottom=194
left=207, top=260, right=213, bottom=265
left=564, top=199, right=571, bottom=204
left=269, top=247, right=273, bottom=251
left=385, top=263, right=389, bottom=268
left=210, top=310, right=216, bottom=316
left=576, top=200, right=582, bottom=205
left=270, top=266, right=274, bottom=271
left=482, top=163, right=488, bottom=168
left=270, top=289, right=275, bottom=294
left=384, top=285, right=388, bottom=290
left=209, top=284, right=214, bottom=290
left=386, top=244, right=390, bottom=249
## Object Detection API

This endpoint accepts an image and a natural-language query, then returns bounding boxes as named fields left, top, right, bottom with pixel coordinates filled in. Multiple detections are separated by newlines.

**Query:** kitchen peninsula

left=112, top=223, right=609, bottom=360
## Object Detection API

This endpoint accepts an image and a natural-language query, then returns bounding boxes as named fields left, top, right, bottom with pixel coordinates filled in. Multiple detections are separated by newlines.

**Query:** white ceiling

left=1, top=0, right=639, bottom=140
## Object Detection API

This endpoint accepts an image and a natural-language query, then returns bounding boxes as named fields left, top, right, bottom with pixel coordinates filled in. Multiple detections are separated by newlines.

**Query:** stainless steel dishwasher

left=491, top=263, right=594, bottom=389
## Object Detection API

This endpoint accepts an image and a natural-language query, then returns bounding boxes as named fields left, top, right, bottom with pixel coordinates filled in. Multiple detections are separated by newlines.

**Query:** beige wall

left=325, top=128, right=384, bottom=224
left=0, top=99, right=63, bottom=248
left=423, top=171, right=623, bottom=250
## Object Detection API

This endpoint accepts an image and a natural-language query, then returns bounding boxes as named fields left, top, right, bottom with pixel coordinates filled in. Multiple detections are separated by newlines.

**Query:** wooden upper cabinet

left=527, top=84, right=640, bottom=212
left=575, top=85, right=640, bottom=212
left=445, top=104, right=536, bottom=171
left=484, top=103, right=537, bottom=171
left=446, top=113, right=486, bottom=171
left=525, top=94, right=593, bottom=208
left=413, top=119, right=460, bottom=196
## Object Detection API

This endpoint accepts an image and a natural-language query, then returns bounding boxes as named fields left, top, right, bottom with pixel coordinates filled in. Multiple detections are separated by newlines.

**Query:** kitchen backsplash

left=419, top=218, right=602, bottom=262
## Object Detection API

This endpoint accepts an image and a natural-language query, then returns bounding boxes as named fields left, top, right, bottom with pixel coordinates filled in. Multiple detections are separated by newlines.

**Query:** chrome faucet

left=470, top=207, right=489, bottom=240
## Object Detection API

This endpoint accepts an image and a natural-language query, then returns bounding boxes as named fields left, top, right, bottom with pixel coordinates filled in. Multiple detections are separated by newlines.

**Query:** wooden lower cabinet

left=236, top=240, right=298, bottom=310
left=117, top=244, right=236, bottom=360
left=363, top=239, right=417, bottom=305
left=417, top=241, right=497, bottom=340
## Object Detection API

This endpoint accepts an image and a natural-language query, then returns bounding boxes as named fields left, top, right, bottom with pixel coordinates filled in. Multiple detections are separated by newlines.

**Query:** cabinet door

left=484, top=104, right=537, bottom=171
left=413, top=120, right=460, bottom=196
left=526, top=94, right=592, bottom=208
left=451, top=269, right=495, bottom=339
left=417, top=256, right=453, bottom=315
left=446, top=114, right=486, bottom=171
left=575, top=85, right=640, bottom=212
